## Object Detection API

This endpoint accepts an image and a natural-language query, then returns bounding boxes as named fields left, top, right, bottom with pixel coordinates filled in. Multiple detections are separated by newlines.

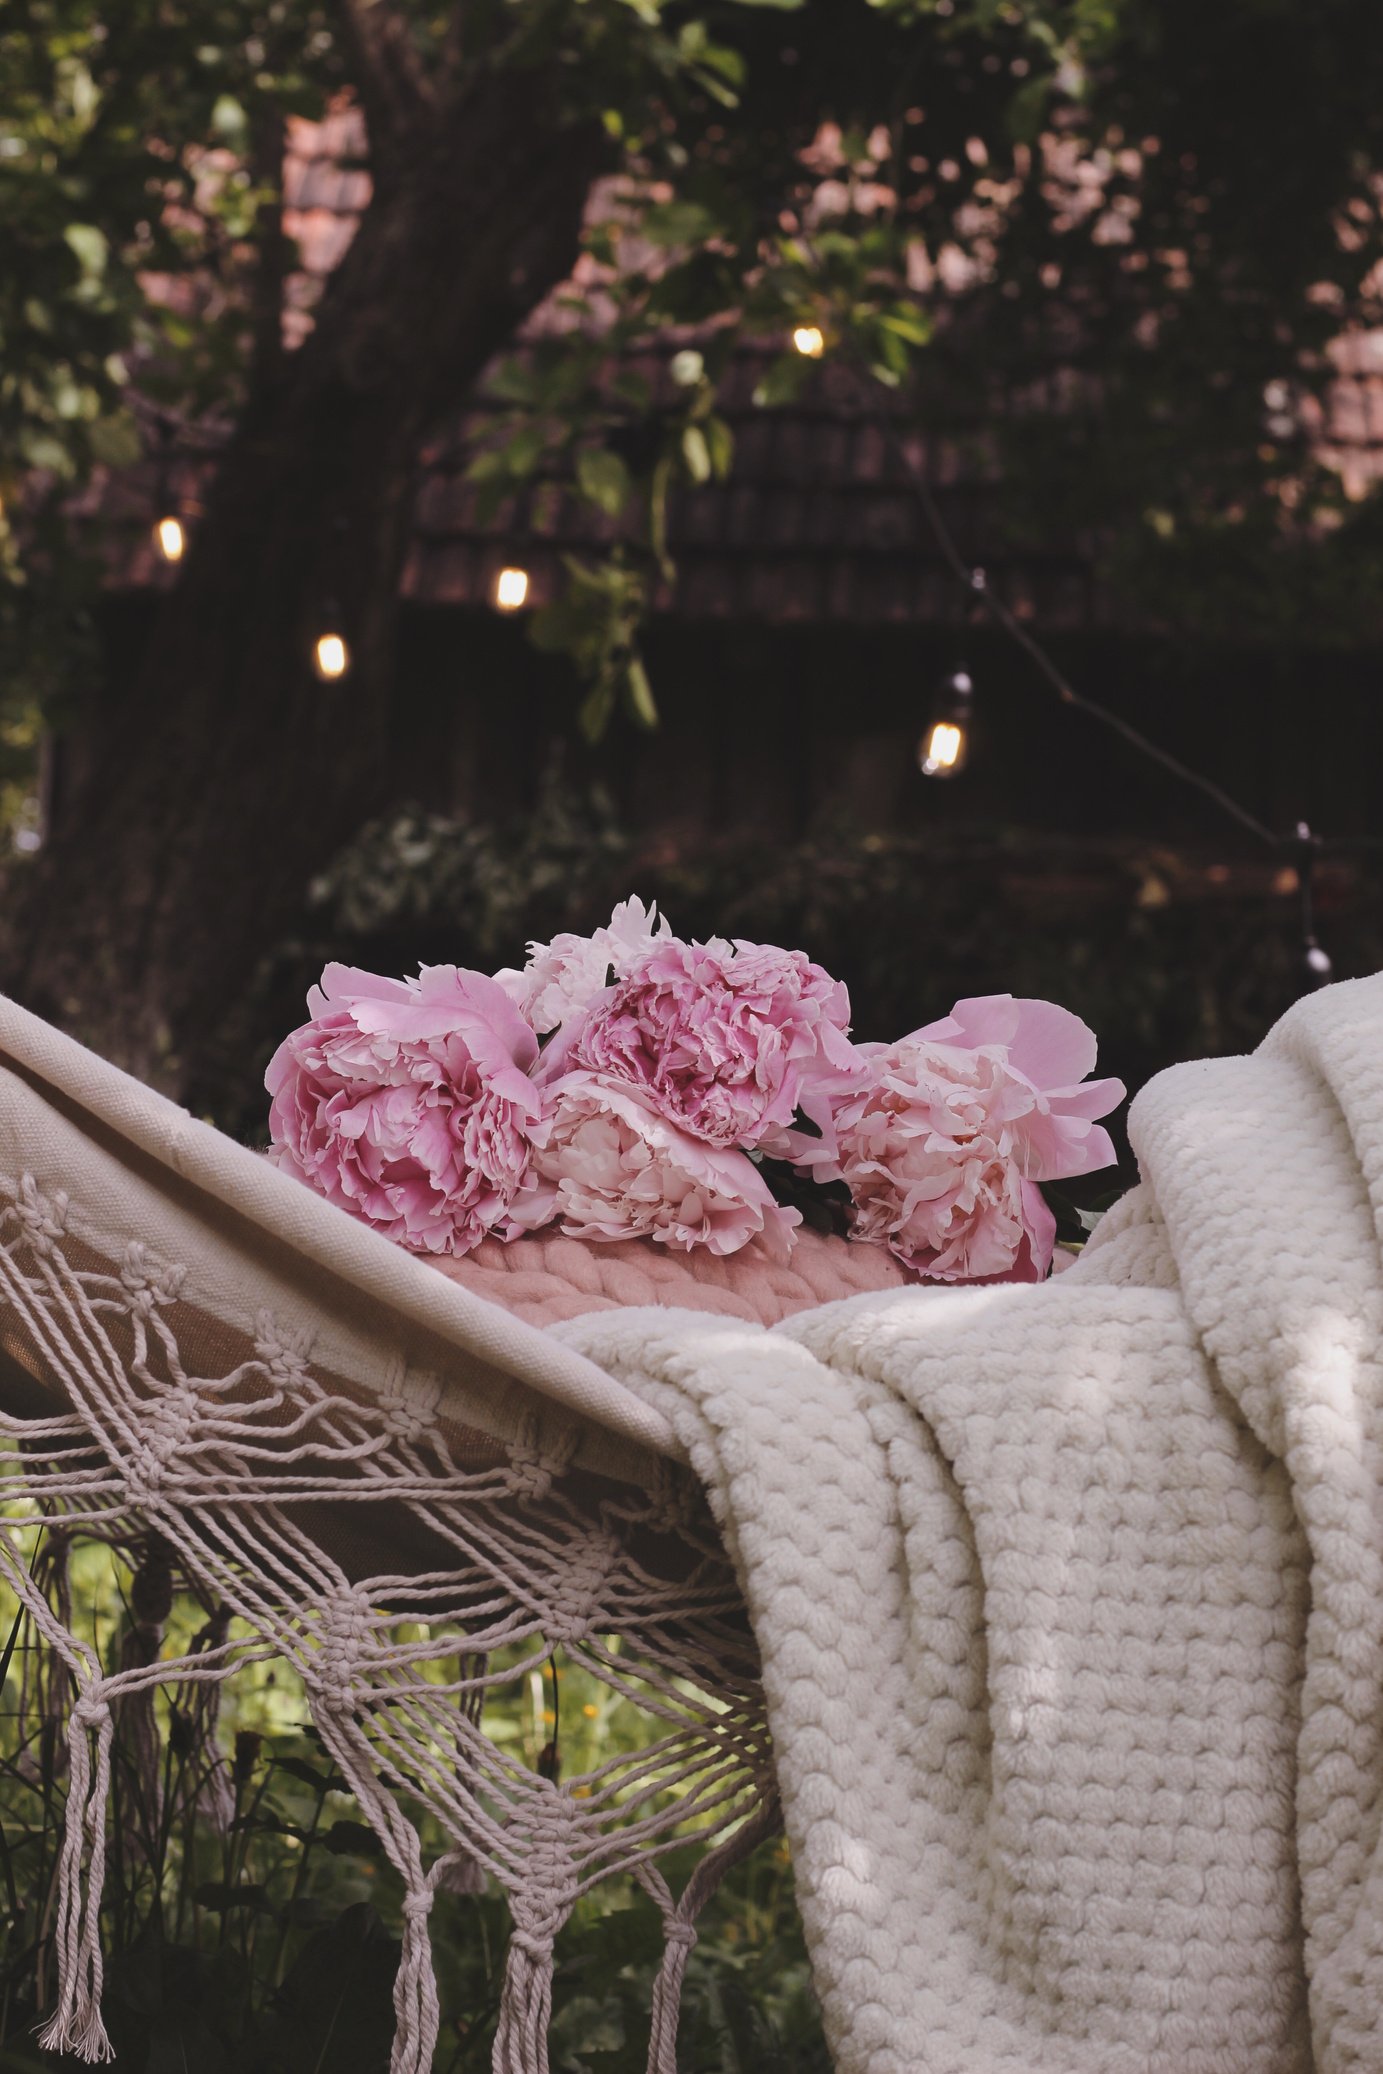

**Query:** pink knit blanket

left=427, top=1226, right=913, bottom=1328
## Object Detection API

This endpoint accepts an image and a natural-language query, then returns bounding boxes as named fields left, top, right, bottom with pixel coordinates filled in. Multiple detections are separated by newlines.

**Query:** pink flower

left=499, top=897, right=670, bottom=1036
left=828, top=996, right=1123, bottom=1283
left=536, top=1073, right=800, bottom=1258
left=914, top=995, right=1124, bottom=1182
left=568, top=936, right=858, bottom=1151
left=266, top=963, right=551, bottom=1255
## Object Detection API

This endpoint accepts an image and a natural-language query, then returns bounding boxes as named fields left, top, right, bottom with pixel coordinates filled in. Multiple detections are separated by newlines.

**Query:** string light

left=792, top=325, right=826, bottom=359
left=919, top=669, right=972, bottom=777
left=820, top=347, right=1358, bottom=984
left=312, top=629, right=350, bottom=681
left=494, top=566, right=531, bottom=612
left=153, top=514, right=186, bottom=564
left=1294, top=822, right=1335, bottom=989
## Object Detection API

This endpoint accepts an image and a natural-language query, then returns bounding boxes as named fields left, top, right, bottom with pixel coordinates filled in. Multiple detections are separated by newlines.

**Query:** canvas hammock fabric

left=0, top=994, right=775, bottom=2072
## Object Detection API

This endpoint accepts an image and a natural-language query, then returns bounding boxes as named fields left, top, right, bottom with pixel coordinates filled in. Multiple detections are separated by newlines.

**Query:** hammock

left=0, top=992, right=774, bottom=2071
left=6, top=981, right=1383, bottom=2074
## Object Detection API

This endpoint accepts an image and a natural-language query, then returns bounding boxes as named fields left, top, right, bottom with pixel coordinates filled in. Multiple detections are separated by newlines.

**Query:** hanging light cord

left=840, top=353, right=1287, bottom=851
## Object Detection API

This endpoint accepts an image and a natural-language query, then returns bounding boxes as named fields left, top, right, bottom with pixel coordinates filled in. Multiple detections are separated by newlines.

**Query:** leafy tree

left=2, top=0, right=1382, bottom=1092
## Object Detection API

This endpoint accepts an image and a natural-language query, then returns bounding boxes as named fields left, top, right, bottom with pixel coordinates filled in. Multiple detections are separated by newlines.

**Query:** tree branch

left=334, top=0, right=434, bottom=166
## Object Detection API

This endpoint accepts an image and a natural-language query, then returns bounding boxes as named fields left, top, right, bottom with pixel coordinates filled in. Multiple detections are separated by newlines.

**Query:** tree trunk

left=3, top=66, right=602, bottom=1097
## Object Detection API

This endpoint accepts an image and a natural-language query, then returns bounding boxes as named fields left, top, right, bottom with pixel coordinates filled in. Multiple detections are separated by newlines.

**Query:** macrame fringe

left=646, top=1919, right=699, bottom=2074
left=389, top=1882, right=442, bottom=2074
left=37, top=1688, right=116, bottom=2065
left=494, top=1931, right=557, bottom=2074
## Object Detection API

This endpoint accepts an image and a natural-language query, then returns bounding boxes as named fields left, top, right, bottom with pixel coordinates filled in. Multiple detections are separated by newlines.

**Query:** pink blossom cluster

left=267, top=898, right=1124, bottom=1283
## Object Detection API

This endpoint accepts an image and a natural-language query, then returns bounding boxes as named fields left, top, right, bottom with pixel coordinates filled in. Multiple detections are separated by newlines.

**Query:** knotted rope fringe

left=37, top=1687, right=116, bottom=2064
left=642, top=1791, right=784, bottom=2074
left=0, top=1167, right=778, bottom=2072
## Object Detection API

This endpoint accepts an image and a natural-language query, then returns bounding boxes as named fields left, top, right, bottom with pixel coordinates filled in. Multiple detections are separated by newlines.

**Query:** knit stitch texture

left=556, top=975, right=1383, bottom=2072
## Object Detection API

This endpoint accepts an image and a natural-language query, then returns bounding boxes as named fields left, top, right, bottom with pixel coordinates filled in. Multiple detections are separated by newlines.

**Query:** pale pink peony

left=499, top=897, right=670, bottom=1036
left=266, top=963, right=551, bottom=1255
left=828, top=996, right=1123, bottom=1283
left=567, top=936, right=858, bottom=1151
left=913, top=995, right=1125, bottom=1182
left=535, top=1073, right=801, bottom=1258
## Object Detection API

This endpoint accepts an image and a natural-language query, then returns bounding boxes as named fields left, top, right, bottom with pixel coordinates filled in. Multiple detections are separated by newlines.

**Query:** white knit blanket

left=558, top=975, right=1383, bottom=2072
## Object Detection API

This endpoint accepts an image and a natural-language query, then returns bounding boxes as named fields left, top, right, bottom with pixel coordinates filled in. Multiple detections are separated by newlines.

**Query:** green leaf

left=576, top=447, right=633, bottom=518
left=579, top=681, right=617, bottom=743
left=751, top=354, right=807, bottom=410
left=878, top=308, right=933, bottom=346
left=88, top=414, right=142, bottom=468
left=272, top=1754, right=344, bottom=1795
left=211, top=94, right=247, bottom=139
left=681, top=424, right=712, bottom=483
left=640, top=201, right=718, bottom=248
left=488, top=421, right=551, bottom=480
left=623, top=656, right=658, bottom=730
left=704, top=416, right=735, bottom=479
left=63, top=224, right=107, bottom=278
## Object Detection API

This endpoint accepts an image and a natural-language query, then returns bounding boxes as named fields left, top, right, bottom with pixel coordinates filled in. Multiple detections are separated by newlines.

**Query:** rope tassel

left=493, top=1929, right=557, bottom=2074
left=646, top=1919, right=699, bottom=2074
left=38, top=1687, right=116, bottom=2064
left=389, top=1881, right=442, bottom=2074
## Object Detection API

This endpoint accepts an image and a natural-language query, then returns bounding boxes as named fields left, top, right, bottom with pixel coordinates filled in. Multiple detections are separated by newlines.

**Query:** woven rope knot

left=507, top=1791, right=582, bottom=1944
left=122, top=1452, right=166, bottom=1509
left=73, top=1690, right=111, bottom=1731
left=664, top=1920, right=698, bottom=1953
left=308, top=1589, right=381, bottom=1706
left=401, top=1886, right=434, bottom=1924
left=16, top=1174, right=69, bottom=1255
left=507, top=1415, right=579, bottom=1505
left=377, top=1359, right=441, bottom=1446
left=542, top=1527, right=622, bottom=1644
left=119, top=1243, right=186, bottom=1314
left=253, top=1311, right=317, bottom=1397
left=645, top=1460, right=700, bottom=1534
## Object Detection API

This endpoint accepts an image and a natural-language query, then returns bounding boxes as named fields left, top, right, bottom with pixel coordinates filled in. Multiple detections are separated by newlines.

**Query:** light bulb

left=494, top=566, right=530, bottom=612
left=154, top=515, right=186, bottom=563
left=313, top=631, right=350, bottom=681
left=918, top=669, right=973, bottom=779
left=792, top=325, right=826, bottom=359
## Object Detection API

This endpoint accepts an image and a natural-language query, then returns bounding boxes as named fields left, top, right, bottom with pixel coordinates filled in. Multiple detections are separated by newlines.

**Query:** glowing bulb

left=154, top=515, right=186, bottom=563
left=312, top=631, right=350, bottom=681
left=494, top=566, right=530, bottom=611
left=918, top=669, right=973, bottom=779
left=921, top=721, right=963, bottom=773
left=792, top=325, right=826, bottom=359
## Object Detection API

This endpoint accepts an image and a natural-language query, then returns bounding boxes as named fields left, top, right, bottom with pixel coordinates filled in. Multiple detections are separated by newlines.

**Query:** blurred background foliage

left=0, top=1533, right=822, bottom=2071
left=3, top=0, right=1383, bottom=1090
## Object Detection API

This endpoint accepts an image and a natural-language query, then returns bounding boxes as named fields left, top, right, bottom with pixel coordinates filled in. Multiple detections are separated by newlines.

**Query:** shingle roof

left=97, top=108, right=1383, bottom=630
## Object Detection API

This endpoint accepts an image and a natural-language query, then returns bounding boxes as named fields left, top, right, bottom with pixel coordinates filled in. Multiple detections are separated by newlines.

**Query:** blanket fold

left=560, top=975, right=1383, bottom=2071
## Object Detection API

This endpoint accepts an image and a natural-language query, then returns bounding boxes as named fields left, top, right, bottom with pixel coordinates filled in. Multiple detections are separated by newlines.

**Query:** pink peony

left=567, top=936, right=858, bottom=1151
left=499, top=897, right=670, bottom=1036
left=913, top=995, right=1125, bottom=1182
left=535, top=1073, right=801, bottom=1258
left=266, top=963, right=551, bottom=1255
left=828, top=996, right=1124, bottom=1283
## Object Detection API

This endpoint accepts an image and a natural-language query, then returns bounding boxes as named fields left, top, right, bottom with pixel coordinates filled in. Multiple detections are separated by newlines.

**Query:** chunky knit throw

left=556, top=975, right=1383, bottom=2072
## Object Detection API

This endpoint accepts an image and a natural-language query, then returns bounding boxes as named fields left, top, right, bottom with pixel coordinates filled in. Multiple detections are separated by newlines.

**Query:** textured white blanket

left=558, top=975, right=1383, bottom=2072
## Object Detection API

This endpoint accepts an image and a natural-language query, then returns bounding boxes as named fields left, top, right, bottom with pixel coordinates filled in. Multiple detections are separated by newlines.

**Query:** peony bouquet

left=266, top=899, right=1124, bottom=1285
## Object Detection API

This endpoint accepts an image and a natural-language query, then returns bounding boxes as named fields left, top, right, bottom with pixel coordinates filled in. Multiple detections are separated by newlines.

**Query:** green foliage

left=7, top=0, right=1383, bottom=773
left=0, top=1534, right=824, bottom=2072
